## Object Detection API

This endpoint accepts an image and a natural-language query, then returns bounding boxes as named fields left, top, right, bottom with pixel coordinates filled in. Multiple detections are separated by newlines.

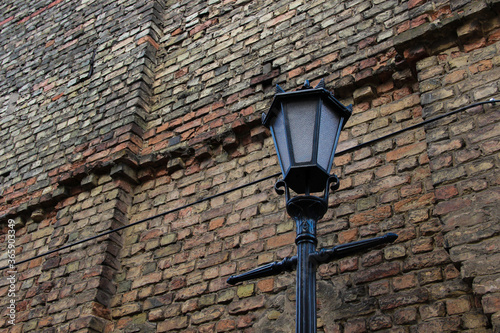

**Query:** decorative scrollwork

left=274, top=180, right=286, bottom=195
left=274, top=180, right=291, bottom=203
left=328, top=174, right=340, bottom=192
left=320, top=174, right=340, bottom=203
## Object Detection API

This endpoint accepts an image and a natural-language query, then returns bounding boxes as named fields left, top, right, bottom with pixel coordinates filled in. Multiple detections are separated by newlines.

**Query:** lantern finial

left=314, top=79, right=325, bottom=89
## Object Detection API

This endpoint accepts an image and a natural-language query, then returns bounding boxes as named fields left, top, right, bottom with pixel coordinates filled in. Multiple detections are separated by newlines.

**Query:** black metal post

left=286, top=196, right=327, bottom=333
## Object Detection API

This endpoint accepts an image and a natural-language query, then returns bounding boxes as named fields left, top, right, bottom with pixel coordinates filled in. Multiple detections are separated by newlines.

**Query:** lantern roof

left=262, top=80, right=352, bottom=128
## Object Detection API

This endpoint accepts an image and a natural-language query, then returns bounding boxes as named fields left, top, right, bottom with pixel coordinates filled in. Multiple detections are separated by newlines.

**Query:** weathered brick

left=175, top=283, right=208, bottom=301
left=394, top=307, right=418, bottom=324
left=379, top=288, right=429, bottom=310
left=418, top=267, right=443, bottom=285
left=446, top=296, right=471, bottom=315
left=228, top=295, right=266, bottom=314
left=157, top=316, right=188, bottom=332
left=393, top=274, right=417, bottom=291
left=352, top=262, right=401, bottom=284
left=345, top=157, right=384, bottom=174
left=403, top=249, right=451, bottom=271
left=343, top=318, right=367, bottom=333
left=380, top=94, right=420, bottom=116
left=368, top=314, right=392, bottom=330
left=420, top=301, right=446, bottom=320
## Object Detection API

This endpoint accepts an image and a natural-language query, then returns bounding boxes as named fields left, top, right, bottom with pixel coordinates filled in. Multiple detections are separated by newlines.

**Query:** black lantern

left=262, top=80, right=352, bottom=195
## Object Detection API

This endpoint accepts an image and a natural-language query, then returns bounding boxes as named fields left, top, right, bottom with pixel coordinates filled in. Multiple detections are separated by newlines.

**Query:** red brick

left=435, top=185, right=458, bottom=200
left=190, top=18, right=218, bottom=36
left=51, top=92, right=65, bottom=101
left=338, top=228, right=358, bottom=244
left=266, top=10, right=296, bottom=27
left=488, top=27, right=500, bottom=43
left=0, top=16, right=14, bottom=27
left=408, top=0, right=427, bottom=9
left=306, top=59, right=321, bottom=71
left=250, top=69, right=279, bottom=85
left=386, top=142, right=427, bottom=162
left=257, top=278, right=274, bottom=293
left=216, top=319, right=236, bottom=331
left=359, top=36, right=377, bottom=49
left=218, top=223, right=250, bottom=238
left=266, top=232, right=295, bottom=249
left=349, top=205, right=392, bottom=226
left=361, top=250, right=383, bottom=267
left=321, top=52, right=339, bottom=64
left=209, top=217, right=225, bottom=230
left=237, top=314, right=256, bottom=328
left=340, top=257, right=358, bottom=273
left=137, top=35, right=159, bottom=50
left=289, top=67, right=304, bottom=79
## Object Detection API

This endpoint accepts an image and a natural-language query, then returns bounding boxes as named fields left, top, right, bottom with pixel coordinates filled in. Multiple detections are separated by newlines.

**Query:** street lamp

left=227, top=80, right=398, bottom=332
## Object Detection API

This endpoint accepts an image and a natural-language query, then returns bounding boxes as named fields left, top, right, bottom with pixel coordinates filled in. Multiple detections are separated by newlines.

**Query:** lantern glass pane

left=285, top=97, right=318, bottom=164
left=317, top=102, right=341, bottom=172
left=270, top=105, right=291, bottom=175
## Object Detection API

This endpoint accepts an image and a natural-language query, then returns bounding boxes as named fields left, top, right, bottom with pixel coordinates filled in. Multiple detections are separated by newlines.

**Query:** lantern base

left=286, top=195, right=328, bottom=233
left=284, top=165, right=331, bottom=195
left=275, top=174, right=340, bottom=211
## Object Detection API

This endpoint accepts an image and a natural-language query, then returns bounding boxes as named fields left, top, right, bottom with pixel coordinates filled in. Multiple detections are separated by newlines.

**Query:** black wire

left=2, top=98, right=497, bottom=271
left=337, top=99, right=498, bottom=155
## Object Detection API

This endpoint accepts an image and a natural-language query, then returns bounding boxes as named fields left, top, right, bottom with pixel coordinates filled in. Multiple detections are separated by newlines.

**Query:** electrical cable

left=1, top=98, right=497, bottom=271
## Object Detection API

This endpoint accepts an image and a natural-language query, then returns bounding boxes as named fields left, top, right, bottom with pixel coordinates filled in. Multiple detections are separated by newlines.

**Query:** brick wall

left=1, top=0, right=499, bottom=332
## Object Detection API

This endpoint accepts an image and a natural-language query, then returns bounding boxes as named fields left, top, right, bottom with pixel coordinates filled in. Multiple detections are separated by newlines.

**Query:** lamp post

left=227, top=80, right=398, bottom=332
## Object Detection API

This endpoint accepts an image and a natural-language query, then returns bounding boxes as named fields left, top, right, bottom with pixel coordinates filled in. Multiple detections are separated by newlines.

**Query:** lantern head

left=262, top=80, right=352, bottom=194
